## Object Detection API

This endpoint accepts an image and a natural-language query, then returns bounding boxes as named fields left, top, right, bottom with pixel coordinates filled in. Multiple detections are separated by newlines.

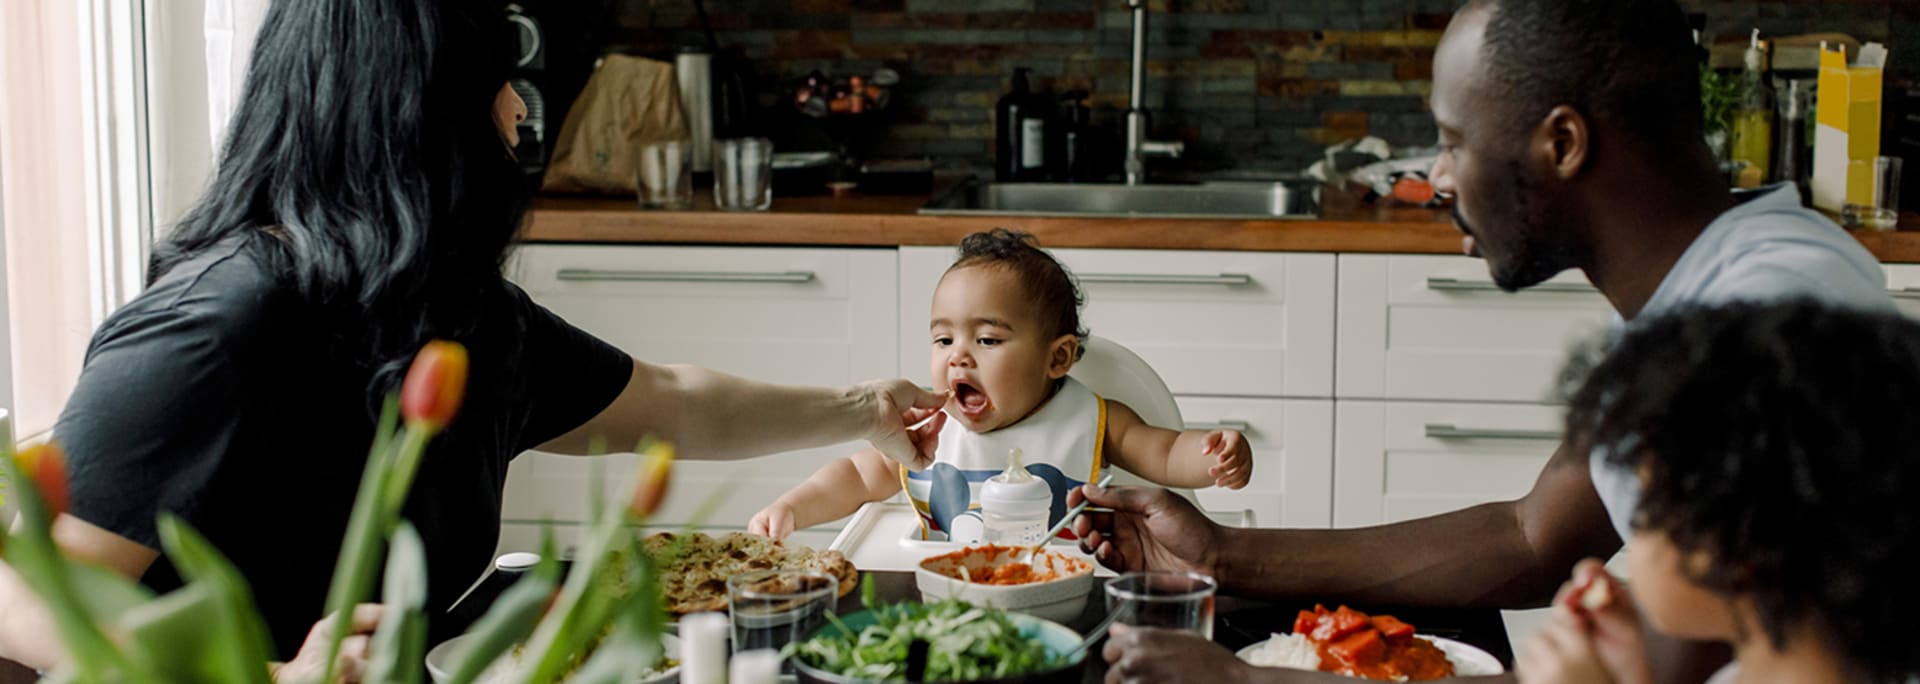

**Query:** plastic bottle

left=1056, top=90, right=1097, bottom=182
left=995, top=68, right=1050, bottom=182
left=980, top=448, right=1052, bottom=546
left=681, top=612, right=730, bottom=684
left=1730, top=29, right=1775, bottom=188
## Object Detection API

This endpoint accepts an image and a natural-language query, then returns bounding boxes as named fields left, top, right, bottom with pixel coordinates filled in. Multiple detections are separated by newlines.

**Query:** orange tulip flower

left=627, top=442, right=675, bottom=519
left=401, top=341, right=469, bottom=432
left=15, top=442, right=70, bottom=518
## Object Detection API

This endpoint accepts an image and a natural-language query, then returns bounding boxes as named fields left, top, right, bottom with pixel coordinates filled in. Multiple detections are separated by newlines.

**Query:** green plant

left=1700, top=63, right=1746, bottom=139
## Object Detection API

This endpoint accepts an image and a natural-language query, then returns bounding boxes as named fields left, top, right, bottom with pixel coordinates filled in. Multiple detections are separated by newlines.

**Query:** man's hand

left=1070, top=484, right=1221, bottom=577
left=1102, top=624, right=1262, bottom=684
left=749, top=502, right=797, bottom=541
left=1203, top=430, right=1253, bottom=489
left=273, top=604, right=383, bottom=683
left=858, top=380, right=948, bottom=471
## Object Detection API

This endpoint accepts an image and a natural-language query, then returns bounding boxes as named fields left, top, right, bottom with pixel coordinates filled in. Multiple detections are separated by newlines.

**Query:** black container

left=995, top=68, right=1052, bottom=183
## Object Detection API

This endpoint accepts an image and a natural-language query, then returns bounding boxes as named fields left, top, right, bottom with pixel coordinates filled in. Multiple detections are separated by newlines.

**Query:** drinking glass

left=715, top=137, right=774, bottom=211
left=727, top=569, right=835, bottom=659
left=1104, top=571, right=1217, bottom=639
left=1845, top=156, right=1903, bottom=231
left=636, top=139, right=693, bottom=209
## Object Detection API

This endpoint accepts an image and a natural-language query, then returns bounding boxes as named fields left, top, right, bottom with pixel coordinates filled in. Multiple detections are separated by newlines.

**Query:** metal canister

left=675, top=47, right=715, bottom=173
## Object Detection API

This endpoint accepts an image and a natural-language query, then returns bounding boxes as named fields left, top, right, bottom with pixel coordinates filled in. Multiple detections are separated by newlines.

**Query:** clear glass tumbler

left=1104, top=571, right=1218, bottom=639
left=727, top=569, right=835, bottom=661
left=636, top=139, right=693, bottom=210
left=715, top=137, right=774, bottom=211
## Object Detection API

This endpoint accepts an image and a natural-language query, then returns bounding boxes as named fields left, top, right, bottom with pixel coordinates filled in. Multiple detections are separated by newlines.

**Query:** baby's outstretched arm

left=1103, top=400, right=1252, bottom=490
left=750, top=448, right=903, bottom=540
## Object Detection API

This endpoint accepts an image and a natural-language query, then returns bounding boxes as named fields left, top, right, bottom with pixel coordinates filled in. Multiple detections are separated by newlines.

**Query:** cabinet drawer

left=1178, top=397, right=1332, bottom=528
left=1333, top=400, right=1562, bottom=527
left=899, top=247, right=1336, bottom=398
left=1337, top=255, right=1613, bottom=402
left=508, top=245, right=899, bottom=532
left=1883, top=264, right=1920, bottom=320
left=515, top=245, right=897, bottom=387
left=502, top=446, right=856, bottom=530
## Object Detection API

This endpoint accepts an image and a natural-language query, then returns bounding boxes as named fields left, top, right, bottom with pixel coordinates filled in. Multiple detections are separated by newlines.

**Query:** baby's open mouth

left=952, top=380, right=991, bottom=417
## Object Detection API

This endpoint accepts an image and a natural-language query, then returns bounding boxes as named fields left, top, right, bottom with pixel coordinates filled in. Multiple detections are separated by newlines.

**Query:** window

left=0, top=0, right=159, bottom=442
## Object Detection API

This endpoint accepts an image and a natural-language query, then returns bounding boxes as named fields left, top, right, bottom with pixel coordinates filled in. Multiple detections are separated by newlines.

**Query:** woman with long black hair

left=0, top=0, right=943, bottom=679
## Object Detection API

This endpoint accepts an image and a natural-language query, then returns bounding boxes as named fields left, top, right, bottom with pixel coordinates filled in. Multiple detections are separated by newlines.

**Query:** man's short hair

left=1477, top=0, right=1704, bottom=152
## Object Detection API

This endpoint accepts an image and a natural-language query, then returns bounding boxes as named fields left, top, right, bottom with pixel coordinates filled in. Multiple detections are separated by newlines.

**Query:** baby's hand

left=749, top=503, right=796, bottom=541
left=1201, top=430, right=1252, bottom=490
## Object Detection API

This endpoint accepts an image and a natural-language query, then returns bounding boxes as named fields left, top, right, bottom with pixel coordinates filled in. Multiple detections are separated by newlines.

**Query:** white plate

left=1235, top=634, right=1504, bottom=677
left=425, top=632, right=681, bottom=684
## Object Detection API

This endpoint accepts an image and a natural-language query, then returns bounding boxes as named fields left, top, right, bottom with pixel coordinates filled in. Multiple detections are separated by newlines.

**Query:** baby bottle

left=980, top=448, right=1053, bottom=546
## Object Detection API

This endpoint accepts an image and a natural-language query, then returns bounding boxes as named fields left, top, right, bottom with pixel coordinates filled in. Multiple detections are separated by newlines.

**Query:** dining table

left=453, top=566, right=1517, bottom=683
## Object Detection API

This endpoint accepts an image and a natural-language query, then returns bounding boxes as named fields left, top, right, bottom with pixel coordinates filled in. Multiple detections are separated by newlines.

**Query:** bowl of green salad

left=786, top=588, right=1086, bottom=684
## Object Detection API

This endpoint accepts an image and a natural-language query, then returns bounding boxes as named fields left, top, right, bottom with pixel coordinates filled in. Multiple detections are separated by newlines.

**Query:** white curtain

left=202, top=0, right=269, bottom=148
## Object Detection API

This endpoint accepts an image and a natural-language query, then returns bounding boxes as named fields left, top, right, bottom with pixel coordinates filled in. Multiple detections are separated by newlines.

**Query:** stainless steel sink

left=919, top=179, right=1320, bottom=219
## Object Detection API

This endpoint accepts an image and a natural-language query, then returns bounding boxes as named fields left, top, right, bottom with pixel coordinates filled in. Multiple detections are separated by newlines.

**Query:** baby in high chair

left=750, top=228, right=1253, bottom=541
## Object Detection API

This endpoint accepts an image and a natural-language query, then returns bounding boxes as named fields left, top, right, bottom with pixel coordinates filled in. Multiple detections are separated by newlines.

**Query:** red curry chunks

left=1292, top=605, right=1454, bottom=681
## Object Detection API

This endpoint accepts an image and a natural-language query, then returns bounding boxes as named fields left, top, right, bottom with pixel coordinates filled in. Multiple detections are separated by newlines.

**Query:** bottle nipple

left=997, top=448, right=1035, bottom=483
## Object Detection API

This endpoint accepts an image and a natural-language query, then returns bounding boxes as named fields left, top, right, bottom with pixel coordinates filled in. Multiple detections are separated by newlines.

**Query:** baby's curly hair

left=950, top=229, right=1088, bottom=360
left=1562, top=300, right=1920, bottom=680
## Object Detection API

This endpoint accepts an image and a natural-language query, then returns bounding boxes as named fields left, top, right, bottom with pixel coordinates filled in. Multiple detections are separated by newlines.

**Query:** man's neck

left=1580, top=166, right=1735, bottom=320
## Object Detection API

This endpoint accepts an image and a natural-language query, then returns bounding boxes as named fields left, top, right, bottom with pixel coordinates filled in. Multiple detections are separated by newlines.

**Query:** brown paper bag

left=541, top=55, right=690, bottom=195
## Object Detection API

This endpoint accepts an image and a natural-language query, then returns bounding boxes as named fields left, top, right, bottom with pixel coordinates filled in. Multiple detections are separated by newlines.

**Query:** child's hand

left=1517, top=609, right=1614, bottom=684
left=749, top=502, right=797, bottom=541
left=1201, top=430, right=1252, bottom=489
left=1519, top=558, right=1651, bottom=684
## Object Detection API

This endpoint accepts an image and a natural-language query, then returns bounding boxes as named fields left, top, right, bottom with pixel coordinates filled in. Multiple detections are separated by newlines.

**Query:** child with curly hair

left=1521, top=301, right=1920, bottom=683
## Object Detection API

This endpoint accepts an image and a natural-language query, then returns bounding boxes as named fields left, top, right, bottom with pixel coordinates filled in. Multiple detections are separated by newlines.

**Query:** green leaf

left=319, top=396, right=411, bottom=683
left=442, top=572, right=556, bottom=684
left=0, top=444, right=146, bottom=682
left=366, top=522, right=429, bottom=684
left=155, top=515, right=276, bottom=684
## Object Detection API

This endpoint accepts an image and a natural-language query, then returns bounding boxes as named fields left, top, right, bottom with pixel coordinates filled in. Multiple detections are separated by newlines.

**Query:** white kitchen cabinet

left=899, top=247, right=1337, bottom=398
left=1332, top=400, right=1561, bottom=528
left=1883, top=264, right=1920, bottom=319
left=1336, top=255, right=1614, bottom=403
left=504, top=245, right=899, bottom=531
left=1179, top=397, right=1333, bottom=528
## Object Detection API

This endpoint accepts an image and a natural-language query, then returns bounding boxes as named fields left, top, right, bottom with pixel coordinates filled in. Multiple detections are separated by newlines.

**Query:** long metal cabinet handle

left=1426, top=277, right=1594, bottom=294
left=1423, top=423, right=1561, bottom=441
left=1186, top=420, right=1252, bottom=432
left=556, top=269, right=817, bottom=284
left=1078, top=273, right=1253, bottom=286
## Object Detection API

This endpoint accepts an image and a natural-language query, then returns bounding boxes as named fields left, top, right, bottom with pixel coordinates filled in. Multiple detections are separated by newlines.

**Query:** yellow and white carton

left=1812, top=42, right=1887, bottom=213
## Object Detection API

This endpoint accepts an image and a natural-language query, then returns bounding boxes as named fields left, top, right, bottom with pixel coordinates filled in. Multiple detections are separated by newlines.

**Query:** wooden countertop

left=525, top=186, right=1920, bottom=263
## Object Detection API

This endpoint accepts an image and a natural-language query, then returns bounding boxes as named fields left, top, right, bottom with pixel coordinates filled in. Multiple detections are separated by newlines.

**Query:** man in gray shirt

left=1075, top=1, right=1895, bottom=682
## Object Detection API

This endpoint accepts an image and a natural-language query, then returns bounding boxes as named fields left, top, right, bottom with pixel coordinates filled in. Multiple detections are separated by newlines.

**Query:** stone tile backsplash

left=592, top=0, right=1907, bottom=177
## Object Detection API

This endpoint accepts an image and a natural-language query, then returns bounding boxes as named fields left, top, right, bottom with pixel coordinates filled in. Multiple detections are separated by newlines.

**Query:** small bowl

left=915, top=545, right=1095, bottom=624
left=425, top=632, right=681, bottom=684
left=791, top=609, right=1086, bottom=684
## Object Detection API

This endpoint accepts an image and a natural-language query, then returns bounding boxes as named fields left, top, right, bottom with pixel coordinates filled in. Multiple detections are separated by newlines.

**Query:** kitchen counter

left=525, top=187, right=1920, bottom=263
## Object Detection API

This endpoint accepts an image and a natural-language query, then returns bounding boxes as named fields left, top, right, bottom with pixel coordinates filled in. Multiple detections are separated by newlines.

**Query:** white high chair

left=1068, top=335, right=1256, bottom=527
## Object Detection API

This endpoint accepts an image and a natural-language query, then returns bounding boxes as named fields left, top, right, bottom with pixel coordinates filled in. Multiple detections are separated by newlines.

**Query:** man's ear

left=1047, top=335, right=1079, bottom=379
left=1534, top=104, right=1591, bottom=180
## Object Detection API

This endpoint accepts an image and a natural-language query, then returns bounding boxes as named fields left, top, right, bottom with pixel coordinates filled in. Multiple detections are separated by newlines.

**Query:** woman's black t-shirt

left=53, top=238, right=633, bottom=659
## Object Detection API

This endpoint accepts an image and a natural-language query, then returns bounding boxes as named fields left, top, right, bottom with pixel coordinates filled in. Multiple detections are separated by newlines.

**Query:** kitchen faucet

left=1124, top=0, right=1184, bottom=185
